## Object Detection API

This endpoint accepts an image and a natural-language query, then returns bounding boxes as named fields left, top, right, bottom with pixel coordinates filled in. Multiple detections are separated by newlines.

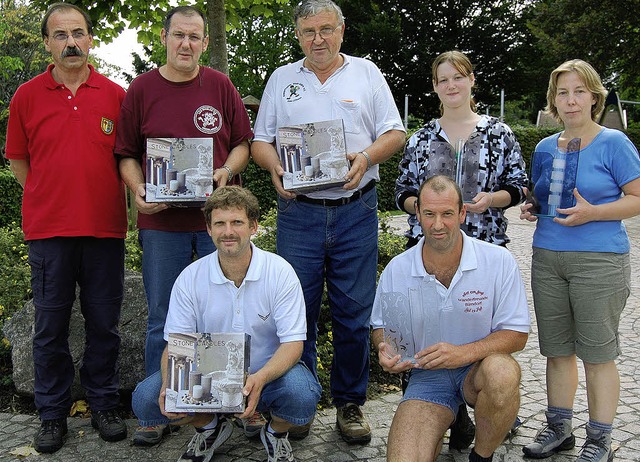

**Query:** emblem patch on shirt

left=194, top=105, right=223, bottom=134
left=100, top=117, right=114, bottom=135
left=283, top=83, right=305, bottom=102
left=258, top=312, right=270, bottom=321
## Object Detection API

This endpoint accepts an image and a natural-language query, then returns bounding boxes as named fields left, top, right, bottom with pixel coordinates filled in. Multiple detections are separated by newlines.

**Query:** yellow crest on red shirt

left=101, top=117, right=114, bottom=135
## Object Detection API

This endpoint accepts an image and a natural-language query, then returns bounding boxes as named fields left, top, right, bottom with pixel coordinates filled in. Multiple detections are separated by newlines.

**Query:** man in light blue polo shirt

left=372, top=176, right=530, bottom=462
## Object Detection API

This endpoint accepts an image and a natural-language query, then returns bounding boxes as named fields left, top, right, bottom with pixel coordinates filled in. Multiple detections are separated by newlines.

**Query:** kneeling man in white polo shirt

left=371, top=175, right=530, bottom=462
left=131, top=186, right=321, bottom=462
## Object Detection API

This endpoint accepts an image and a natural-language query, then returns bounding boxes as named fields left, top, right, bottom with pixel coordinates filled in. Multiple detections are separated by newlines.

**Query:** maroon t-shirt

left=115, top=67, right=253, bottom=232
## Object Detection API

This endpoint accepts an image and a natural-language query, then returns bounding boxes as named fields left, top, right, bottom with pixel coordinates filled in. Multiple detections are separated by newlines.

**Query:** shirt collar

left=295, top=53, right=350, bottom=74
left=44, top=63, right=99, bottom=90
left=410, top=230, right=478, bottom=278
left=210, top=242, right=262, bottom=286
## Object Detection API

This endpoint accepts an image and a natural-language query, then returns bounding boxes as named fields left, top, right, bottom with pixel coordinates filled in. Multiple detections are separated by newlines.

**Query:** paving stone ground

left=1, top=208, right=639, bottom=461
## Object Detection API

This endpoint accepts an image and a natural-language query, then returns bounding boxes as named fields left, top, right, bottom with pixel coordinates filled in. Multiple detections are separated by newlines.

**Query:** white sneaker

left=260, top=425, right=295, bottom=462
left=177, top=418, right=233, bottom=462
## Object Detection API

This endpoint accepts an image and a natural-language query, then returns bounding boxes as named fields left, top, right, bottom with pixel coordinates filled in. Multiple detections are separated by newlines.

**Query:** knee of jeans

left=132, top=374, right=162, bottom=417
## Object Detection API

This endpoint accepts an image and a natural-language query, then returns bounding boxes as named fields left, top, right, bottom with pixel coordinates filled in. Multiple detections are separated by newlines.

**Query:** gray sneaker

left=576, top=425, right=613, bottom=462
left=133, top=424, right=172, bottom=446
left=523, top=412, right=575, bottom=459
left=260, top=426, right=295, bottom=462
left=177, top=418, right=233, bottom=462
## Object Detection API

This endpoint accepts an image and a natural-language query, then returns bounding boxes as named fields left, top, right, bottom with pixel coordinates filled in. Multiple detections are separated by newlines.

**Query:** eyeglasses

left=169, top=31, right=204, bottom=44
left=51, top=31, right=87, bottom=42
left=298, top=25, right=341, bottom=40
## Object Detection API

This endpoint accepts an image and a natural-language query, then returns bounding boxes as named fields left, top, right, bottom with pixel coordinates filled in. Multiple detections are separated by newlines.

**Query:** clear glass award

left=429, top=135, right=480, bottom=203
left=528, top=138, right=581, bottom=218
left=380, top=279, right=440, bottom=364
left=455, top=134, right=481, bottom=203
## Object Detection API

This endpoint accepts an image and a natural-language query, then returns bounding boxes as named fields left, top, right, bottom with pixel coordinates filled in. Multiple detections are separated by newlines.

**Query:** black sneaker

left=91, top=409, right=127, bottom=442
left=34, top=418, right=68, bottom=453
left=449, top=405, right=475, bottom=450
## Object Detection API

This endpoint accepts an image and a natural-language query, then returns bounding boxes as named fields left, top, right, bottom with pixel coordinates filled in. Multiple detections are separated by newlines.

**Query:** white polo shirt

left=253, top=54, right=405, bottom=199
left=165, top=243, right=307, bottom=373
left=371, top=231, right=530, bottom=349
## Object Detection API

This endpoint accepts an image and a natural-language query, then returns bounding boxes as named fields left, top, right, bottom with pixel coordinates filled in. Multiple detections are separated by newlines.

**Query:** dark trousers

left=28, top=237, right=124, bottom=420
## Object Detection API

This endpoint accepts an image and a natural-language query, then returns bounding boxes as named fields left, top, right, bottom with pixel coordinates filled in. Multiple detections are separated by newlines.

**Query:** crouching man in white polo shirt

left=131, top=186, right=321, bottom=462
left=371, top=176, right=530, bottom=462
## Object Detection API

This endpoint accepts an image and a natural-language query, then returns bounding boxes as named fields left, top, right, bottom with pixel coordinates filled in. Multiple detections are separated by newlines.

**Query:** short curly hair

left=203, top=186, right=260, bottom=226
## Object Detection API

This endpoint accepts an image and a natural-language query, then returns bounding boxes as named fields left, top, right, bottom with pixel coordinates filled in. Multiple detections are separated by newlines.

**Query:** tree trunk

left=207, top=0, right=228, bottom=74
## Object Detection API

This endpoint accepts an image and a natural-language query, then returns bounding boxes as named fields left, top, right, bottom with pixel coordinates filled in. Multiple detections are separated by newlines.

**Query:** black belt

left=296, top=180, right=376, bottom=207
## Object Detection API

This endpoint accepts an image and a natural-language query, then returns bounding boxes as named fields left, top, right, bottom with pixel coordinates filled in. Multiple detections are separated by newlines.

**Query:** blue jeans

left=132, top=363, right=321, bottom=426
left=28, top=237, right=124, bottom=420
left=276, top=187, right=378, bottom=406
left=138, top=230, right=214, bottom=376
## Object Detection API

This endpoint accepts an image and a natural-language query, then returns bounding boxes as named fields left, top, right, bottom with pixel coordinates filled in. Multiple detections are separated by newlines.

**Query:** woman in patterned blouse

left=395, top=50, right=528, bottom=248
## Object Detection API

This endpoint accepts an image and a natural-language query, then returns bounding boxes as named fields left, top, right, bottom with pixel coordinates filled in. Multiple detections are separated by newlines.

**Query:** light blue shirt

left=532, top=128, right=640, bottom=253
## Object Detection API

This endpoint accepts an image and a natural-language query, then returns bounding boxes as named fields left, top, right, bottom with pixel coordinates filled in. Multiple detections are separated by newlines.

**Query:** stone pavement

left=1, top=208, right=639, bottom=462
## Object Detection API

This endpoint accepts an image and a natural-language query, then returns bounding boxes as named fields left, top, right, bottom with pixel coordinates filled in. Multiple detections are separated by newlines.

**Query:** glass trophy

left=455, top=134, right=481, bottom=203
left=380, top=292, right=415, bottom=363
left=380, top=279, right=440, bottom=364
left=429, top=136, right=480, bottom=203
left=528, top=138, right=581, bottom=217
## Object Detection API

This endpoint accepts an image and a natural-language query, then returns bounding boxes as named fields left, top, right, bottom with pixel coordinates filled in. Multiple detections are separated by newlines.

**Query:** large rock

left=3, top=271, right=148, bottom=399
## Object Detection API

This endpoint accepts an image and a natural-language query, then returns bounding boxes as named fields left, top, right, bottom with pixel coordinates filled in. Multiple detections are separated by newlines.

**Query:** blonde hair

left=432, top=51, right=477, bottom=115
left=545, top=59, right=607, bottom=123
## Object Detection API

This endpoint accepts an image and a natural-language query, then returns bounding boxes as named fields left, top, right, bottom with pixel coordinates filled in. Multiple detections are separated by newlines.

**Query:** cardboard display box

left=145, top=137, right=214, bottom=206
left=277, top=119, right=350, bottom=194
left=164, top=332, right=250, bottom=413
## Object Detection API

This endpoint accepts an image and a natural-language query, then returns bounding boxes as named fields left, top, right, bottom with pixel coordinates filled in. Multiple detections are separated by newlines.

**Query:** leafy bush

left=0, top=224, right=31, bottom=385
left=257, top=209, right=405, bottom=406
left=0, top=168, right=22, bottom=228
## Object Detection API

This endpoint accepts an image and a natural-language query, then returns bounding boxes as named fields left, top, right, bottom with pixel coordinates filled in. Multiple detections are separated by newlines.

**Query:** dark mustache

left=61, top=46, right=84, bottom=58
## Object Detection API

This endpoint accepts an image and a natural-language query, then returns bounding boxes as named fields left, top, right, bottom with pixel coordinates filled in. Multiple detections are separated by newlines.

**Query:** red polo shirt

left=5, top=64, right=127, bottom=240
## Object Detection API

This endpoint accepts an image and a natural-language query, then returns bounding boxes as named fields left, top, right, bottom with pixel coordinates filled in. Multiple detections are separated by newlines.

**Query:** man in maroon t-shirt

left=114, top=5, right=253, bottom=449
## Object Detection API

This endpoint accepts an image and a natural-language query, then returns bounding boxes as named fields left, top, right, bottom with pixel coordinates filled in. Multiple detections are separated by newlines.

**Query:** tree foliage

left=0, top=0, right=50, bottom=156
left=339, top=0, right=533, bottom=122
left=27, top=0, right=290, bottom=74
left=525, top=0, right=640, bottom=102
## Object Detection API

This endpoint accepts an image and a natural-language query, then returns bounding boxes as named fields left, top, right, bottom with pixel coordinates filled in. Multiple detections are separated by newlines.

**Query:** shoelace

left=267, top=433, right=293, bottom=461
left=579, top=437, right=608, bottom=461
left=41, top=420, right=62, bottom=434
left=97, top=410, right=120, bottom=425
left=341, top=405, right=363, bottom=423
left=534, top=422, right=564, bottom=443
left=186, top=430, right=213, bottom=454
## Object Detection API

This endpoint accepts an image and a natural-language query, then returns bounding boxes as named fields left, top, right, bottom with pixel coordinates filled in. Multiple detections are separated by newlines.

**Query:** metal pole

left=500, top=89, right=505, bottom=121
left=404, top=94, right=409, bottom=129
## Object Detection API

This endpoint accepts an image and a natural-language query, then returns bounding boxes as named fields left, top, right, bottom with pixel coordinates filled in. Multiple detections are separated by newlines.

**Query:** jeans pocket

left=277, top=195, right=295, bottom=214
left=357, top=187, right=378, bottom=211
left=28, top=252, right=45, bottom=300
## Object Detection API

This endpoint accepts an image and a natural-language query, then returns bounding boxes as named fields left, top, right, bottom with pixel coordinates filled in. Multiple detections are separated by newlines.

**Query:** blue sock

left=548, top=406, right=573, bottom=420
left=588, top=420, right=612, bottom=434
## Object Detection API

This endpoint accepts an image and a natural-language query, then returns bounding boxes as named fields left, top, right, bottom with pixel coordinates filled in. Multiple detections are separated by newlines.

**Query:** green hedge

left=0, top=168, right=22, bottom=228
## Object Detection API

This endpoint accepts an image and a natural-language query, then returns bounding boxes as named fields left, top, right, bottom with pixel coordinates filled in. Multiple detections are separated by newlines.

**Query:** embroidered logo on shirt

left=283, top=83, right=305, bottom=102
left=458, top=289, right=487, bottom=314
left=258, top=312, right=270, bottom=321
left=100, top=117, right=114, bottom=135
left=194, top=105, right=223, bottom=134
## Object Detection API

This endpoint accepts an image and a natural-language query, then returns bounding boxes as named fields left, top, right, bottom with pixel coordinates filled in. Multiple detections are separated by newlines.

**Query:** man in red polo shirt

left=5, top=2, right=128, bottom=454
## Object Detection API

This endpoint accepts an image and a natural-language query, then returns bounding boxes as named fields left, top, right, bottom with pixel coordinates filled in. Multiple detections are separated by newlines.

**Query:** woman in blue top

left=521, top=60, right=640, bottom=462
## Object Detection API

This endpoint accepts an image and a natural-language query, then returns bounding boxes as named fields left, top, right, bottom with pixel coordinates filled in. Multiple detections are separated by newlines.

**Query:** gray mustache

left=61, top=47, right=84, bottom=58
